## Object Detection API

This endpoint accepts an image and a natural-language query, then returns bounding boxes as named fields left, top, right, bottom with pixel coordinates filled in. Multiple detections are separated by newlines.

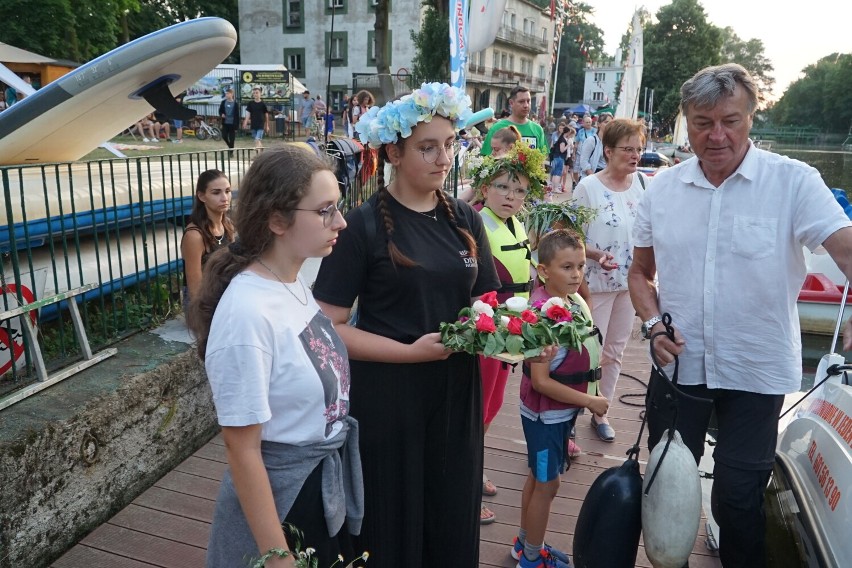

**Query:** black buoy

left=573, top=456, right=643, bottom=568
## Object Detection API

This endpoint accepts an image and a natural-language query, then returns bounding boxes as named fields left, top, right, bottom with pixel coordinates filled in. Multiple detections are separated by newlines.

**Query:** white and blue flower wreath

left=354, top=82, right=473, bottom=149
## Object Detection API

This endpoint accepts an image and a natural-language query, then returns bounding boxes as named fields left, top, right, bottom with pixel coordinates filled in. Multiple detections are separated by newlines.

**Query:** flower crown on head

left=470, top=140, right=548, bottom=199
left=354, top=82, right=473, bottom=149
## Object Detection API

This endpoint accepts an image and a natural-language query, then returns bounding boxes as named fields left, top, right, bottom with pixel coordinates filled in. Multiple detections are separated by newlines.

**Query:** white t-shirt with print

left=205, top=271, right=350, bottom=445
left=574, top=173, right=645, bottom=293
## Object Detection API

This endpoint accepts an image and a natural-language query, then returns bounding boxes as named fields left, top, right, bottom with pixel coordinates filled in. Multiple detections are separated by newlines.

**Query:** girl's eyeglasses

left=418, top=141, right=461, bottom=164
left=293, top=199, right=344, bottom=227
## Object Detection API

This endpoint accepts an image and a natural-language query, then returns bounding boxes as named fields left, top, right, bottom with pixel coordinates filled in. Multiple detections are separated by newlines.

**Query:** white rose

left=541, top=297, right=565, bottom=313
left=505, top=297, right=528, bottom=312
left=501, top=316, right=511, bottom=327
left=471, top=300, right=494, bottom=317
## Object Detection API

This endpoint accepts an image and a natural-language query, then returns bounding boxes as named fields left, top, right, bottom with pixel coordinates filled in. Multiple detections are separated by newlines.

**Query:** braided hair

left=375, top=142, right=478, bottom=268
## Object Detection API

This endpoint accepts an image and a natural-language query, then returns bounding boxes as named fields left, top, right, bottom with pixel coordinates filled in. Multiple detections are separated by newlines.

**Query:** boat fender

left=573, top=457, right=643, bottom=568
left=641, top=429, right=702, bottom=568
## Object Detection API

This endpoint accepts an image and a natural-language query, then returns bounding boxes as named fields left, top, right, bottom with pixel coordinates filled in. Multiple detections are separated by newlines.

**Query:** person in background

left=172, top=94, right=185, bottom=144
left=572, top=116, right=595, bottom=183
left=480, top=86, right=548, bottom=155
left=573, top=118, right=647, bottom=443
left=300, top=90, right=316, bottom=132
left=578, top=113, right=613, bottom=179
left=314, top=94, right=327, bottom=122
left=342, top=94, right=353, bottom=138
left=312, top=83, right=500, bottom=568
left=219, top=88, right=239, bottom=152
left=350, top=90, right=374, bottom=129
left=187, top=146, right=359, bottom=568
left=135, top=114, right=159, bottom=143
left=457, top=125, right=521, bottom=204
left=512, top=229, right=607, bottom=568
left=244, top=87, right=270, bottom=149
left=180, top=169, right=235, bottom=304
left=629, top=63, right=852, bottom=567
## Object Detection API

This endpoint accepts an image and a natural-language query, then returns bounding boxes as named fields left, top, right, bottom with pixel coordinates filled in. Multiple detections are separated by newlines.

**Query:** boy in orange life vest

left=469, top=141, right=547, bottom=524
left=512, top=229, right=608, bottom=568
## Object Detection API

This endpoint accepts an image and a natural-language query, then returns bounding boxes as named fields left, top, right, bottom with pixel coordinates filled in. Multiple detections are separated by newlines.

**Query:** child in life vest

left=512, top=229, right=608, bottom=568
left=470, top=141, right=548, bottom=524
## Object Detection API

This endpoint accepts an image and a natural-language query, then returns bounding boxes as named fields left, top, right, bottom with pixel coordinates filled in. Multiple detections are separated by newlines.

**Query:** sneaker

left=517, top=549, right=571, bottom=568
left=511, top=539, right=571, bottom=565
left=173, top=139, right=182, bottom=143
left=142, top=138, right=151, bottom=142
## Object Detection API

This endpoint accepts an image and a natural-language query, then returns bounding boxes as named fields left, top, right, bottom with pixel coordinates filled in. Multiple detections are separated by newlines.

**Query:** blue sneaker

left=511, top=538, right=571, bottom=566
left=517, top=548, right=571, bottom=568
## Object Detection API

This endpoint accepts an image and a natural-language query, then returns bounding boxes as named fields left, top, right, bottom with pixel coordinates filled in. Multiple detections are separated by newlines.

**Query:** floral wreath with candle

left=354, top=82, right=473, bottom=148
left=469, top=140, right=548, bottom=200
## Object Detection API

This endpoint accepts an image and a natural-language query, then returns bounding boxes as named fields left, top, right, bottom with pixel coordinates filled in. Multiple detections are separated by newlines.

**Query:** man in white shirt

left=628, top=63, right=852, bottom=568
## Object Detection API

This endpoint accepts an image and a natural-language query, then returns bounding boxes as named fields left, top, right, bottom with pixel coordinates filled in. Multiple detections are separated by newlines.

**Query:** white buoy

left=642, top=429, right=702, bottom=568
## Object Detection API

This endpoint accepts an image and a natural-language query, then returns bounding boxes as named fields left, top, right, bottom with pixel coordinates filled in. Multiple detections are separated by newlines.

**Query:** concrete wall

left=0, top=329, right=218, bottom=567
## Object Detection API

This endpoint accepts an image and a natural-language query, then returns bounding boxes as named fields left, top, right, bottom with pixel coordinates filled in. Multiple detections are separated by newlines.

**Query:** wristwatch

left=641, top=315, right=663, bottom=339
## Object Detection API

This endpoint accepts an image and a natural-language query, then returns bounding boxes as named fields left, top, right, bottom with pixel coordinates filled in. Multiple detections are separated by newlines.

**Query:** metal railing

left=495, top=25, right=549, bottom=54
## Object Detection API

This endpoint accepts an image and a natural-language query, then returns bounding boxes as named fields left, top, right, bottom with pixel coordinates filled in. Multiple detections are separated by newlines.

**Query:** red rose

left=546, top=304, right=572, bottom=323
left=480, top=291, right=498, bottom=308
left=520, top=309, right=538, bottom=324
left=475, top=314, right=496, bottom=333
left=507, top=316, right=523, bottom=335
left=518, top=153, right=527, bottom=164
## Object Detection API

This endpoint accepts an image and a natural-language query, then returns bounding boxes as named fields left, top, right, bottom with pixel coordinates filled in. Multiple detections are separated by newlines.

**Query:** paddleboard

left=0, top=17, right=237, bottom=165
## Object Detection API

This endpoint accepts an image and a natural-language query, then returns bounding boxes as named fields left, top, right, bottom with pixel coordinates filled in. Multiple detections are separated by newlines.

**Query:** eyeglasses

left=615, top=146, right=642, bottom=155
left=490, top=183, right=529, bottom=198
left=293, top=198, right=344, bottom=227
left=418, top=141, right=461, bottom=164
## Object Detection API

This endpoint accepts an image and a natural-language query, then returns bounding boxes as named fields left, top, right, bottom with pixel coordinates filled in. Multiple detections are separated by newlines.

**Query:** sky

left=582, top=0, right=850, bottom=101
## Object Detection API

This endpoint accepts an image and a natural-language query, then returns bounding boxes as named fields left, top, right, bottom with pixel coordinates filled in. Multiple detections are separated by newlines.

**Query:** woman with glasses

left=187, top=146, right=360, bottom=568
left=313, top=84, right=500, bottom=568
left=572, top=118, right=648, bottom=443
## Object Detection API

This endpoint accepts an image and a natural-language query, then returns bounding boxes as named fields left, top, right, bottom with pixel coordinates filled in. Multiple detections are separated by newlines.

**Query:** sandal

left=482, top=475, right=498, bottom=496
left=480, top=505, right=496, bottom=524
left=567, top=439, right=582, bottom=458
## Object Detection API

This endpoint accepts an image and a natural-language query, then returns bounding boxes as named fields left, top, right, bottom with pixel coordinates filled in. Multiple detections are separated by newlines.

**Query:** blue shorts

left=550, top=156, right=565, bottom=176
left=251, top=129, right=265, bottom=140
left=522, top=413, right=578, bottom=482
left=173, top=119, right=183, bottom=128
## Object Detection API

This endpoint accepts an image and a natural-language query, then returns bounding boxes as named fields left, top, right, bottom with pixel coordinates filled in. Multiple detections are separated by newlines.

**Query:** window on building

left=539, top=65, right=546, bottom=79
left=542, top=28, right=547, bottom=42
left=592, top=91, right=604, bottom=102
left=501, top=53, right=507, bottom=69
left=286, top=0, right=302, bottom=28
left=508, top=55, right=514, bottom=72
left=325, top=31, right=348, bottom=66
left=283, top=48, right=306, bottom=78
left=328, top=0, right=344, bottom=8
left=368, top=30, right=392, bottom=66
left=523, top=19, right=531, bottom=35
left=594, top=72, right=606, bottom=82
left=510, top=13, right=516, bottom=29
left=493, top=51, right=499, bottom=69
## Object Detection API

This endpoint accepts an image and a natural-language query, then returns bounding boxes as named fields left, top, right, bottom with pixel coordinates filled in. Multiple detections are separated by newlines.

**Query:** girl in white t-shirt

left=187, top=146, right=359, bottom=568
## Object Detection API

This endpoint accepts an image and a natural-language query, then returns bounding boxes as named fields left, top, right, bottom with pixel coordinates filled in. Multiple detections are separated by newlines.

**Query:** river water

left=774, top=145, right=852, bottom=388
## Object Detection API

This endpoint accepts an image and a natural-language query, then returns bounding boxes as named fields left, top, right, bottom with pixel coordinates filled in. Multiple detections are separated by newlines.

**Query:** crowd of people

left=182, top=64, right=852, bottom=568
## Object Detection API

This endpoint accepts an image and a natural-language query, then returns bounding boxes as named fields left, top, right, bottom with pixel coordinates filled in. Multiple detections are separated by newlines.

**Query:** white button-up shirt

left=633, top=145, right=850, bottom=394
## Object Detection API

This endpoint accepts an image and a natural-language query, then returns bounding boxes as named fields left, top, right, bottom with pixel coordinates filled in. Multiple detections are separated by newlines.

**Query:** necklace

left=418, top=208, right=438, bottom=221
left=214, top=233, right=224, bottom=245
left=256, top=258, right=308, bottom=306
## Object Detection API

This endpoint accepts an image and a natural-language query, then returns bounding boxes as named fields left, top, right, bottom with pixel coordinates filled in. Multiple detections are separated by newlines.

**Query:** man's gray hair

left=680, top=63, right=758, bottom=115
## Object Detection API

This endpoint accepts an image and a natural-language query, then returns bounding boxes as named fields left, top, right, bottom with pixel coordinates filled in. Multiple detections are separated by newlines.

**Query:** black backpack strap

left=637, top=172, right=646, bottom=189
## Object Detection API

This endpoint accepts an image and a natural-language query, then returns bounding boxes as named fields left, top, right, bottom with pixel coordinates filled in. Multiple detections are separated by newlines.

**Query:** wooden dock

left=53, top=323, right=721, bottom=568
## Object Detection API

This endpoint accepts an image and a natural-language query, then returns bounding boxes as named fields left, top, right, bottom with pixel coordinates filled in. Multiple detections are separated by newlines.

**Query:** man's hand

left=598, top=253, right=618, bottom=271
left=648, top=322, right=685, bottom=366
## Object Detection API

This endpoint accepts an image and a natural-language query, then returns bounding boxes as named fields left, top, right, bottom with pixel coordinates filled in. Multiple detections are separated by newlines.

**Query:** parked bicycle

left=192, top=118, right=222, bottom=141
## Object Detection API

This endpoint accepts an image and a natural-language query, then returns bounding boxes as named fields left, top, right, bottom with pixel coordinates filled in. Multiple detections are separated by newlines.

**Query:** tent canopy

left=569, top=104, right=593, bottom=115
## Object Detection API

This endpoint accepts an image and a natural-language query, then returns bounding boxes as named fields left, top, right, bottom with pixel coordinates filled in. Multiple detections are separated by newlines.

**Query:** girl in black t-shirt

left=313, top=84, right=500, bottom=568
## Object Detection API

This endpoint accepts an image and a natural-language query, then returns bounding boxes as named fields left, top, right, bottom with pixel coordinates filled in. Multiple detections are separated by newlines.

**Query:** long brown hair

left=188, top=169, right=235, bottom=251
left=187, top=146, right=333, bottom=359
left=375, top=133, right=478, bottom=267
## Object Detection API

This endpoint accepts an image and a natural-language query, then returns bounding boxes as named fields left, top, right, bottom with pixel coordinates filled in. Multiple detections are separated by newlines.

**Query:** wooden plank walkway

left=53, top=322, right=721, bottom=568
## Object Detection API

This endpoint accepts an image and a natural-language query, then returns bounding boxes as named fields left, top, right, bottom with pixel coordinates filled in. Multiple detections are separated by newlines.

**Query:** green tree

left=553, top=3, right=606, bottom=104
left=642, top=0, right=722, bottom=129
left=411, top=3, right=450, bottom=84
left=770, top=53, right=852, bottom=133
left=719, top=26, right=774, bottom=105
